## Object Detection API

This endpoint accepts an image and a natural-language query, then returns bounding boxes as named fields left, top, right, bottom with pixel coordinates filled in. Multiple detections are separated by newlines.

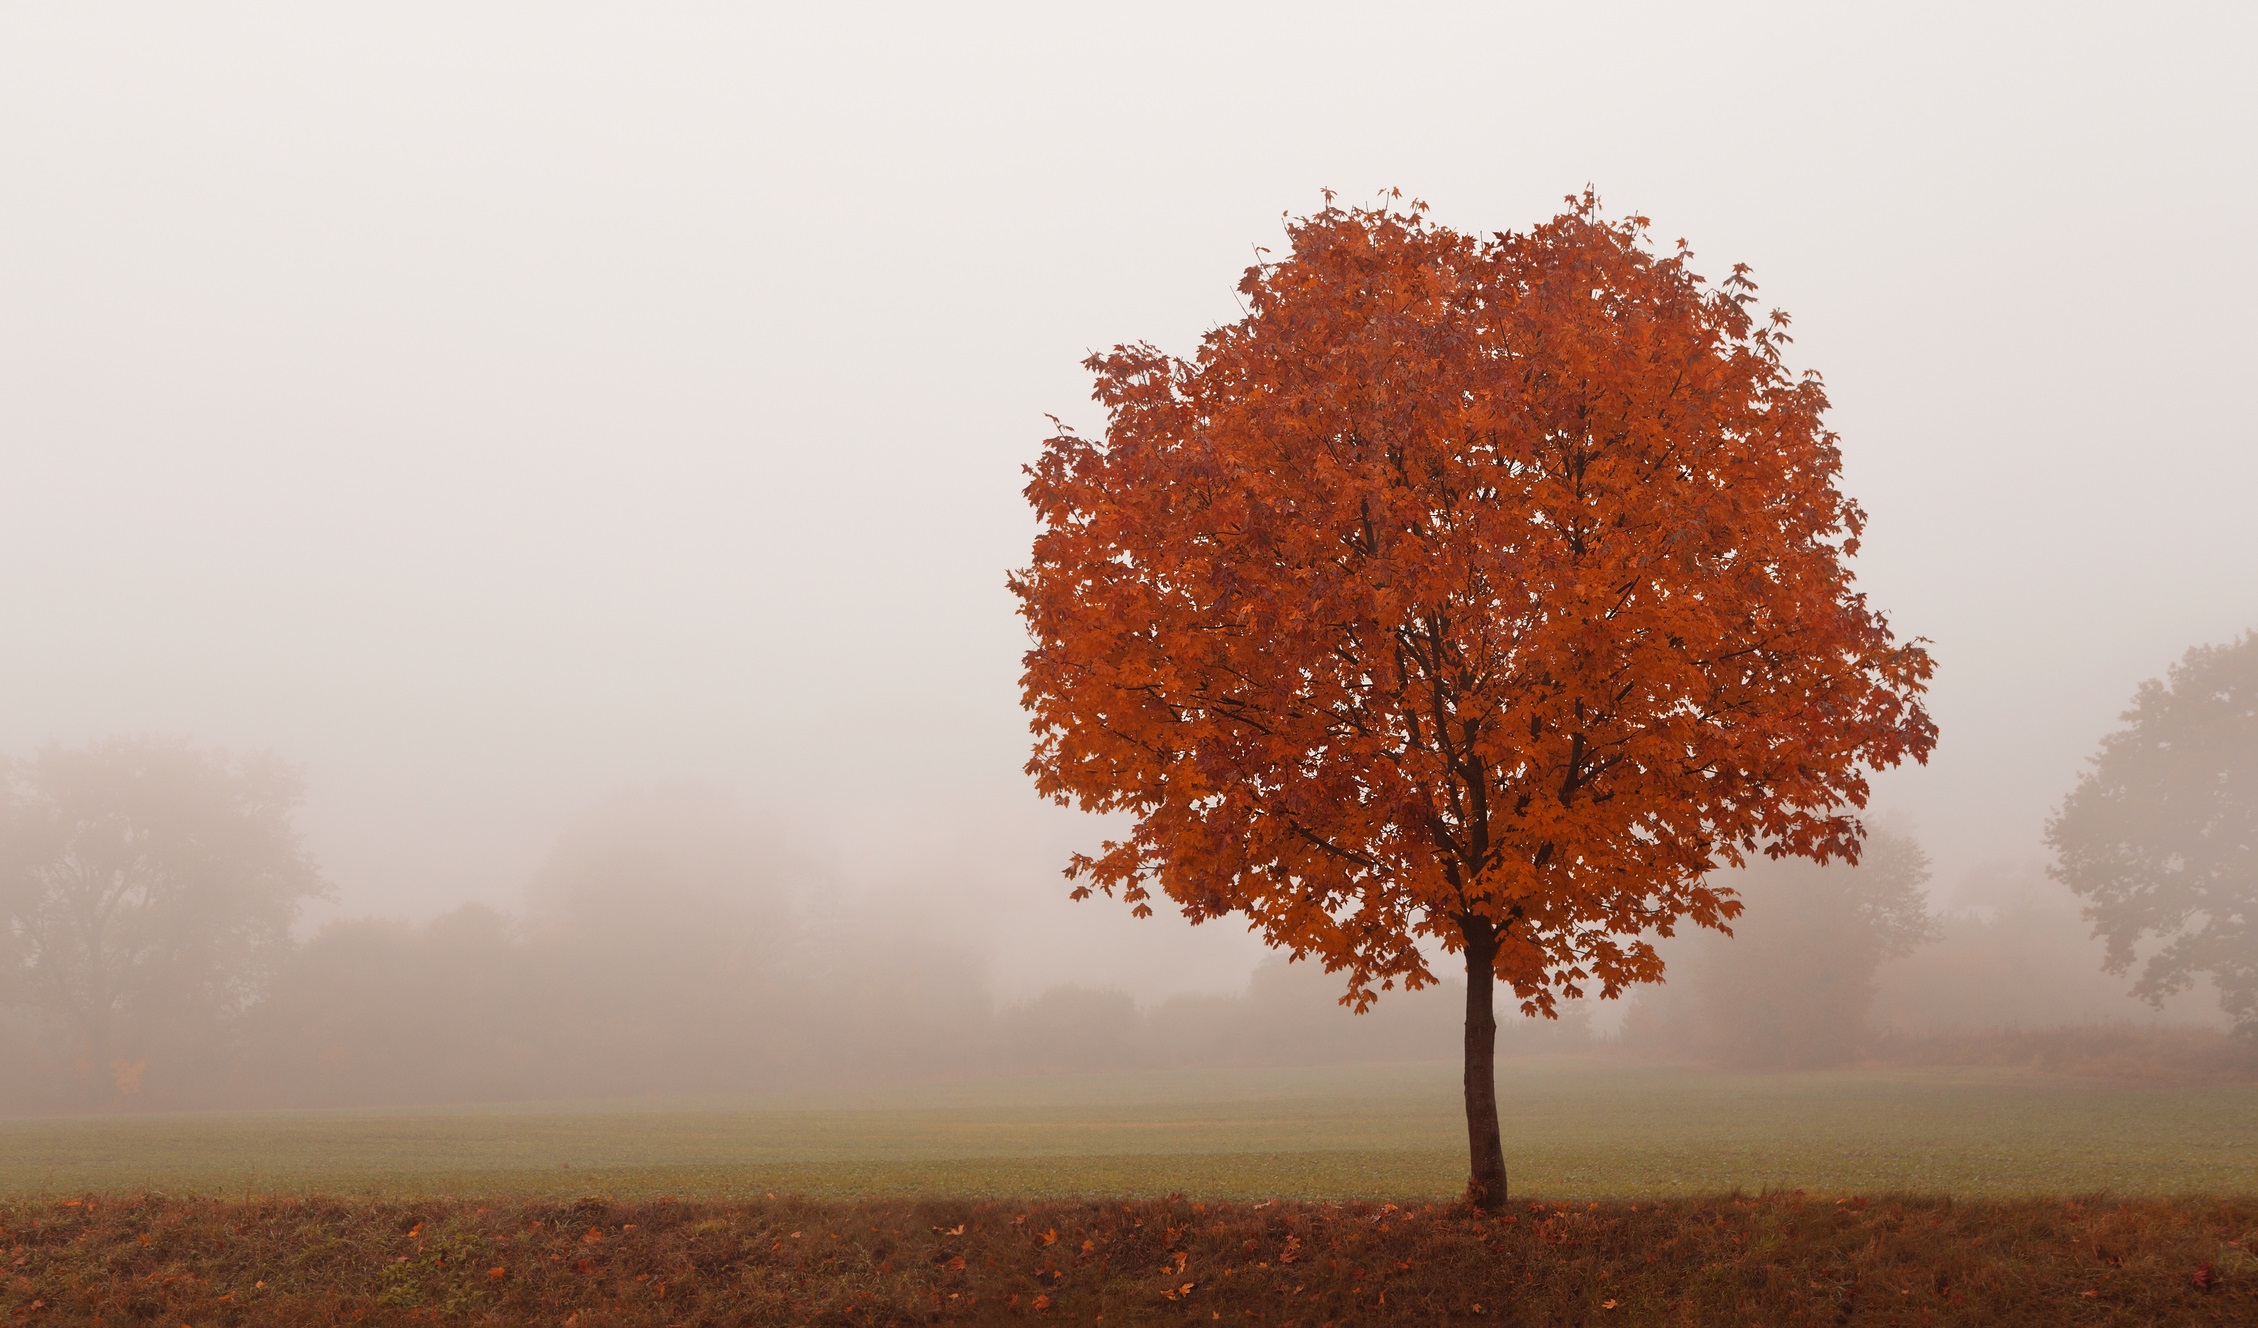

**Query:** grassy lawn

left=3, top=1056, right=2252, bottom=1201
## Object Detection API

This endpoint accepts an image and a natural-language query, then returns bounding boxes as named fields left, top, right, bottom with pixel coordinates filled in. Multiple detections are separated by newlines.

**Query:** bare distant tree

left=0, top=738, right=325, bottom=1099
left=2049, top=633, right=2258, bottom=1033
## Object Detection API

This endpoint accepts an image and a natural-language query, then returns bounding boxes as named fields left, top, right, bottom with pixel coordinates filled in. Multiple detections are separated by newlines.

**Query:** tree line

left=0, top=750, right=1577, bottom=1113
left=7, top=629, right=2251, bottom=1114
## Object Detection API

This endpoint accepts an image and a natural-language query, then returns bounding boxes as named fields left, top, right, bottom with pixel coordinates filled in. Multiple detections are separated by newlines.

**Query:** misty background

left=2, top=3, right=2254, bottom=1108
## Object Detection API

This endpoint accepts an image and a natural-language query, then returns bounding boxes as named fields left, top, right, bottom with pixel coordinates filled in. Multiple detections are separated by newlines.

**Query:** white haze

left=1, top=3, right=2253, bottom=1004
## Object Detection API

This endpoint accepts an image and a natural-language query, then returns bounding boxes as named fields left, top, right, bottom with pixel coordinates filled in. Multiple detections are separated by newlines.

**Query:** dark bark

left=1461, top=920, right=1508, bottom=1210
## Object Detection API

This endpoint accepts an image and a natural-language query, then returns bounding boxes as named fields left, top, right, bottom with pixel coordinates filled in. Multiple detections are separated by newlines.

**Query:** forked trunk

left=1462, top=922, right=1508, bottom=1210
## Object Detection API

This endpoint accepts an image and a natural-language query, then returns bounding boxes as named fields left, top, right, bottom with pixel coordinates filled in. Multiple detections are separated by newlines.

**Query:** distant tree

left=1012, top=194, right=1936, bottom=1207
left=994, top=985, right=1143, bottom=1074
left=516, top=788, right=801, bottom=1093
left=1680, top=831, right=1937, bottom=1067
left=0, top=738, right=325, bottom=1100
left=246, top=905, right=533, bottom=1108
left=2048, top=633, right=2258, bottom=1033
left=1869, top=859, right=2227, bottom=1034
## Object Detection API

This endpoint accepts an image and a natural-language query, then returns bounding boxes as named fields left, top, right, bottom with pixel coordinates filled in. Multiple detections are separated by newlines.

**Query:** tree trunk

left=1462, top=921, right=1508, bottom=1210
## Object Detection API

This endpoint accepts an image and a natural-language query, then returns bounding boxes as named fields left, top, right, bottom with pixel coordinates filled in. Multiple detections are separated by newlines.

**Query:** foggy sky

left=2, top=3, right=2253, bottom=1002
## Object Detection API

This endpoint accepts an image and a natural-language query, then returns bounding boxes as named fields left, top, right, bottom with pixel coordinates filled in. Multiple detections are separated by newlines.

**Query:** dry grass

left=5, top=1191, right=2255, bottom=1326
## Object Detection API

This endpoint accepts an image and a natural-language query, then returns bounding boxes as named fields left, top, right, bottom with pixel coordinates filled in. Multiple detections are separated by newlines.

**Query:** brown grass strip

left=2, top=1192, right=2254, bottom=1325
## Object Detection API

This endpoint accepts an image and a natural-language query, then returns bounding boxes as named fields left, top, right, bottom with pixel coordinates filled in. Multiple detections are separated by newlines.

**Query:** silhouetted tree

left=246, top=904, right=535, bottom=1107
left=517, top=788, right=802, bottom=1093
left=2049, top=633, right=2258, bottom=1033
left=994, top=985, right=1141, bottom=1073
left=0, top=738, right=324, bottom=1101
left=1676, top=831, right=1936, bottom=1067
left=1871, top=859, right=2225, bottom=1034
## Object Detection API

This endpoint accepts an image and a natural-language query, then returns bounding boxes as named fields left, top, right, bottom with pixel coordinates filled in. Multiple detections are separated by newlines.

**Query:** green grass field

left=5, top=1056, right=2253, bottom=1202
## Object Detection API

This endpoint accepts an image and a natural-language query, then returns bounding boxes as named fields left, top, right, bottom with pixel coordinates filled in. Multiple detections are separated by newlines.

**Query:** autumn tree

left=1011, top=194, right=1935, bottom=1208
left=2048, top=632, right=2258, bottom=1033
left=0, top=737, right=325, bottom=1101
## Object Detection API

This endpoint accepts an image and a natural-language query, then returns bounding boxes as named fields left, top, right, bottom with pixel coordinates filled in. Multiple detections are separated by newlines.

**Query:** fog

left=2, top=4, right=2254, bottom=1103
